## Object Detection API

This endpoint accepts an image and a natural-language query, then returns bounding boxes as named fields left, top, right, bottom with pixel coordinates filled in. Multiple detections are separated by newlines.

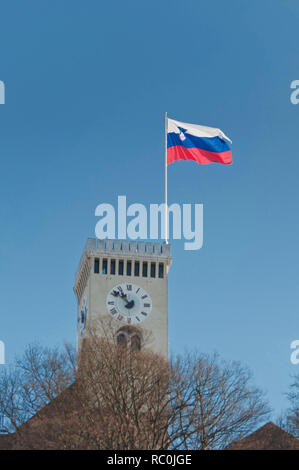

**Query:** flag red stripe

left=167, top=145, right=232, bottom=165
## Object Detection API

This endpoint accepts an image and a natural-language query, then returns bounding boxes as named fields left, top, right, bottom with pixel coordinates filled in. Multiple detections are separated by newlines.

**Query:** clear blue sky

left=1, top=0, right=299, bottom=418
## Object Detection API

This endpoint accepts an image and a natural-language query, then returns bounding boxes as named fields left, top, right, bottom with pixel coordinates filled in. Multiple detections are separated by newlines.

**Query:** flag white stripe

left=168, top=117, right=232, bottom=143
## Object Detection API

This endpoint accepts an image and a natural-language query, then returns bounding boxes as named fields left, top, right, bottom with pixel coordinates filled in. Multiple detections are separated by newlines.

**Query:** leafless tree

left=0, top=318, right=270, bottom=449
left=284, top=374, right=299, bottom=438
left=169, top=351, right=270, bottom=449
left=0, top=342, right=75, bottom=436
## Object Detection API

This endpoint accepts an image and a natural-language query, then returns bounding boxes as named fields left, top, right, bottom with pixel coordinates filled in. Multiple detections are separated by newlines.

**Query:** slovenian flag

left=167, top=117, right=232, bottom=165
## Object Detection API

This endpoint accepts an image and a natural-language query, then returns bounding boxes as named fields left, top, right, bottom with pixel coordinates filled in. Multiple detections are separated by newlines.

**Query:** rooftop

left=226, top=422, right=299, bottom=450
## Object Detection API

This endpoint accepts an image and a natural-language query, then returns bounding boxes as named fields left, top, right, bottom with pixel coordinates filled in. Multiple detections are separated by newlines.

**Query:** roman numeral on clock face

left=143, top=303, right=150, bottom=308
left=141, top=295, right=148, bottom=299
left=127, top=284, right=132, bottom=291
left=110, top=308, right=117, bottom=315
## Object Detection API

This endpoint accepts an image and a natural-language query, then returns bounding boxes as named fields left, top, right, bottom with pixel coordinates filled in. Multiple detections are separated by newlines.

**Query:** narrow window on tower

left=94, top=258, right=99, bottom=274
left=117, top=333, right=127, bottom=347
left=150, top=262, right=156, bottom=278
left=159, top=263, right=164, bottom=279
left=102, top=259, right=108, bottom=275
left=134, top=261, right=140, bottom=276
left=118, top=260, right=124, bottom=275
left=110, top=259, right=116, bottom=275
left=131, top=335, right=141, bottom=351
left=127, top=261, right=132, bottom=276
left=142, top=262, right=148, bottom=277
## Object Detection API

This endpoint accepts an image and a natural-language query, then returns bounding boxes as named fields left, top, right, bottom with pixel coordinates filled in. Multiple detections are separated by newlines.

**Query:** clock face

left=80, top=297, right=88, bottom=337
left=106, top=283, right=152, bottom=324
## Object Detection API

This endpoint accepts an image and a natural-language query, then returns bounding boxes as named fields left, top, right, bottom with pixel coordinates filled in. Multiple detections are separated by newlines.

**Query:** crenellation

left=81, top=238, right=171, bottom=256
left=75, top=239, right=171, bottom=285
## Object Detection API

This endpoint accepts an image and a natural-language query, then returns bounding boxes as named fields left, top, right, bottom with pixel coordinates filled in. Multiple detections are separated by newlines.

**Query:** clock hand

left=112, top=290, right=127, bottom=299
left=124, top=299, right=135, bottom=309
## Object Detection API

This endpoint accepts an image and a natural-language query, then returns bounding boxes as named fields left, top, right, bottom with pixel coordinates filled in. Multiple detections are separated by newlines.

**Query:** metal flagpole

left=164, top=111, right=168, bottom=244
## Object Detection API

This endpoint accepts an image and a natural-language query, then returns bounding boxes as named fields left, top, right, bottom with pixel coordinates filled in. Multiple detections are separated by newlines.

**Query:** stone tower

left=74, top=239, right=172, bottom=357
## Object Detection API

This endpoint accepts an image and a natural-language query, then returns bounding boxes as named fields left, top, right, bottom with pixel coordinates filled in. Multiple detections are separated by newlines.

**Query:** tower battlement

left=75, top=238, right=171, bottom=287
left=84, top=238, right=171, bottom=256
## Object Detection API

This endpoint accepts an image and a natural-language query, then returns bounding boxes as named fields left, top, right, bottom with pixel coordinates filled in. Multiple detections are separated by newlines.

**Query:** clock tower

left=74, top=239, right=172, bottom=357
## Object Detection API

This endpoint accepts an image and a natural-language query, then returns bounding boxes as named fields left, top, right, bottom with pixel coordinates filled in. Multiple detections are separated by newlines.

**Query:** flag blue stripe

left=167, top=131, right=230, bottom=153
